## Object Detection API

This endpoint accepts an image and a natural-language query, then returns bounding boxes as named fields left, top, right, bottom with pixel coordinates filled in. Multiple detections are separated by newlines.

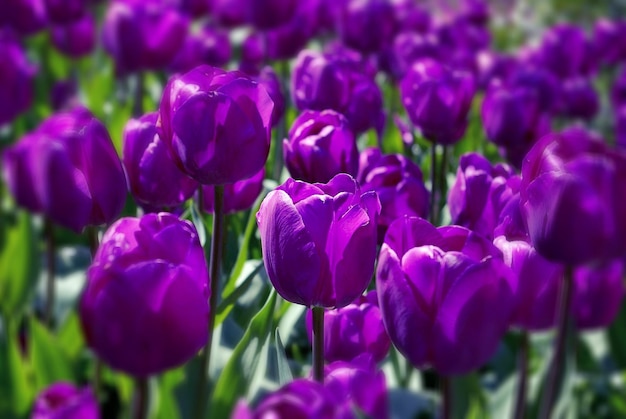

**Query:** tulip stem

left=538, top=265, right=574, bottom=419
left=312, top=306, right=325, bottom=383
left=133, top=377, right=149, bottom=419
left=440, top=375, right=451, bottom=419
left=194, top=185, right=224, bottom=419
left=87, top=226, right=99, bottom=258
left=44, top=218, right=56, bottom=328
left=86, top=226, right=101, bottom=398
left=513, top=331, right=529, bottom=419
left=429, top=144, right=438, bottom=225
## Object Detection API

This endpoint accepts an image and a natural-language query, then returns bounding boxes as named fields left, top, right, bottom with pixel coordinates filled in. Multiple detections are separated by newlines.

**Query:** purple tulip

left=520, top=127, right=626, bottom=265
left=617, top=106, right=626, bottom=149
left=256, top=67, right=286, bottom=127
left=555, top=77, right=599, bottom=121
left=232, top=379, right=355, bottom=419
left=122, top=112, right=198, bottom=210
left=239, top=33, right=265, bottom=75
left=284, top=110, right=358, bottom=183
left=80, top=213, right=209, bottom=377
left=611, top=68, right=626, bottom=110
left=263, top=2, right=321, bottom=61
left=102, top=0, right=189, bottom=75
left=43, top=0, right=85, bottom=24
left=257, top=174, right=380, bottom=308
left=201, top=167, right=264, bottom=214
left=0, top=31, right=36, bottom=126
left=169, top=25, right=231, bottom=74
left=159, top=65, right=274, bottom=185
left=50, top=80, right=78, bottom=111
left=535, top=23, right=590, bottom=78
left=31, top=382, right=99, bottom=419
left=400, top=58, right=475, bottom=144
left=178, top=0, right=212, bottom=18
left=507, top=65, right=559, bottom=114
left=211, top=0, right=247, bottom=28
left=448, top=152, right=519, bottom=239
left=573, top=259, right=625, bottom=329
left=1, top=0, right=47, bottom=36
left=2, top=106, right=127, bottom=232
left=386, top=31, right=440, bottom=79
left=357, top=147, right=429, bottom=240
left=248, top=0, right=298, bottom=30
left=476, top=51, right=517, bottom=89
left=376, top=216, right=516, bottom=375
left=305, top=291, right=391, bottom=363
left=338, top=0, right=396, bottom=54
left=593, top=18, right=626, bottom=66
left=391, top=0, right=431, bottom=34
left=50, top=12, right=95, bottom=58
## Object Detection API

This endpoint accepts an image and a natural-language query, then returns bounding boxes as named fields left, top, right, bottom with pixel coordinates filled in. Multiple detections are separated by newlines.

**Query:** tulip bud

left=338, top=0, right=396, bottom=54
left=573, top=259, right=624, bottom=329
left=43, top=0, right=86, bottom=24
left=50, top=12, right=95, bottom=58
left=0, top=31, right=36, bottom=126
left=2, top=0, right=47, bottom=36
left=201, top=167, right=264, bottom=214
left=31, top=382, right=99, bottom=419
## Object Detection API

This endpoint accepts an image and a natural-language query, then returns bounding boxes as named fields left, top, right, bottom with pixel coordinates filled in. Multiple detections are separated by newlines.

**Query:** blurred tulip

left=43, top=0, right=85, bottom=24
left=338, top=0, right=396, bottom=54
left=32, top=382, right=99, bottom=419
left=556, top=77, right=599, bottom=121
left=169, top=25, right=231, bottom=73
left=593, top=18, right=626, bottom=66
left=1, top=0, right=47, bottom=35
left=50, top=12, right=96, bottom=58
left=256, top=67, right=285, bottom=126
left=0, top=31, right=36, bottom=126
left=80, top=213, right=209, bottom=377
left=201, top=167, right=264, bottom=214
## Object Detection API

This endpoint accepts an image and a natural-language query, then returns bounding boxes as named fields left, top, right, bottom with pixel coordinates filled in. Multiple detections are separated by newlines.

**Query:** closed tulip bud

left=50, top=12, right=95, bottom=58
left=593, top=18, right=626, bottom=66
left=611, top=67, right=626, bottom=110
left=212, top=0, right=247, bottom=28
left=284, top=110, right=358, bottom=183
left=2, top=107, right=127, bottom=232
left=257, top=174, right=381, bottom=308
left=80, top=213, right=209, bottom=377
left=2, top=0, right=47, bottom=36
left=257, top=67, right=285, bottom=126
left=178, top=0, right=211, bottom=18
left=305, top=291, right=391, bottom=363
left=573, top=259, right=624, bottom=329
left=168, top=25, right=231, bottom=74
left=122, top=112, right=198, bottom=209
left=338, top=0, right=397, bottom=54
left=248, top=0, right=298, bottom=30
left=377, top=216, right=516, bottom=375
left=448, top=152, right=519, bottom=239
left=0, top=31, right=36, bottom=126
left=43, top=0, right=85, bottom=24
left=201, top=167, right=264, bottom=214
left=159, top=65, right=274, bottom=185
left=556, top=77, right=599, bottom=121
left=536, top=23, right=589, bottom=78
left=103, top=0, right=189, bottom=75
left=357, top=147, right=429, bottom=241
left=520, top=127, right=626, bottom=265
left=32, top=382, right=99, bottom=419
left=400, top=58, right=475, bottom=145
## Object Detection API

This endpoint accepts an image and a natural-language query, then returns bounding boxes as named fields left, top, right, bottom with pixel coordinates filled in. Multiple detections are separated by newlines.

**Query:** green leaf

left=190, top=203, right=207, bottom=247
left=273, top=329, right=293, bottom=386
left=211, top=290, right=277, bottom=418
left=0, top=326, right=33, bottom=419
left=57, top=309, right=86, bottom=359
left=0, top=211, right=40, bottom=318
left=215, top=260, right=264, bottom=325
left=30, top=319, right=76, bottom=390
left=608, top=301, right=626, bottom=369
left=155, top=368, right=185, bottom=419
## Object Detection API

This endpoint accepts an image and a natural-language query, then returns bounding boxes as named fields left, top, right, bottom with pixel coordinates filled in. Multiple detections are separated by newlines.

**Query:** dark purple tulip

left=43, top=0, right=85, bottom=24
left=392, top=0, right=431, bottom=33
left=357, top=147, right=429, bottom=240
left=1, top=0, right=47, bottom=36
left=556, top=77, right=599, bottom=121
left=211, top=0, right=247, bottom=28
left=232, top=379, right=355, bottom=419
left=617, top=106, right=626, bottom=149
left=520, top=127, right=626, bottom=265
left=435, top=17, right=491, bottom=54
left=201, top=167, right=264, bottom=214
left=611, top=68, right=626, bottom=109
left=50, top=12, right=95, bottom=58
left=386, top=31, right=440, bottom=79
left=102, top=0, right=189, bottom=75
left=257, top=174, right=380, bottom=308
left=284, top=110, right=358, bottom=183
left=448, top=152, right=518, bottom=240
left=377, top=216, right=516, bottom=375
left=324, top=355, right=389, bottom=419
left=248, top=0, right=298, bottom=30
left=169, top=25, right=231, bottom=74
left=122, top=112, right=198, bottom=209
left=263, top=2, right=320, bottom=61
left=80, top=213, right=209, bottom=377
left=31, top=382, right=99, bottom=419
left=507, top=65, right=559, bottom=114
left=239, top=33, right=265, bottom=75
left=50, top=80, right=78, bottom=111
left=400, top=58, right=475, bottom=144
left=2, top=107, right=127, bottom=232
left=535, top=23, right=589, bottom=78
left=305, top=291, right=391, bottom=363
left=338, top=0, right=396, bottom=54
left=573, top=259, right=624, bottom=329
left=257, top=66, right=286, bottom=127
left=476, top=51, right=517, bottom=89
left=178, top=0, right=211, bottom=18
left=593, top=18, right=626, bottom=66
left=0, top=31, right=36, bottom=126
left=159, top=65, right=274, bottom=185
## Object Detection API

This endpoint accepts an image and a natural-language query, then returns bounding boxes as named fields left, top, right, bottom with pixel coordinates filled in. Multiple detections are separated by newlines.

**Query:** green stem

left=312, top=306, right=325, bottom=383
left=133, top=377, right=149, bottom=419
left=87, top=226, right=99, bottom=258
left=538, top=265, right=574, bottom=419
left=441, top=375, right=451, bottom=419
left=194, top=185, right=224, bottom=419
left=44, top=218, right=56, bottom=328
left=273, top=60, right=290, bottom=181
left=513, top=331, right=529, bottom=419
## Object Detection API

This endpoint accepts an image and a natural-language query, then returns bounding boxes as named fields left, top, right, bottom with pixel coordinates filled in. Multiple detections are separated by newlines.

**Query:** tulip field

left=4, top=0, right=626, bottom=418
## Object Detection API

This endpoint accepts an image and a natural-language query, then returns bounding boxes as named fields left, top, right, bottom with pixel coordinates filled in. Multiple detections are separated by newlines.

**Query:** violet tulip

left=556, top=77, right=599, bottom=121
left=400, top=58, right=475, bottom=145
left=2, top=106, right=127, bottom=232
left=0, top=31, right=36, bottom=126
left=159, top=65, right=274, bottom=185
left=376, top=216, right=516, bottom=375
left=257, top=174, right=380, bottom=308
left=31, top=382, right=99, bottom=419
left=1, top=0, right=47, bottom=36
left=80, top=213, right=209, bottom=377
left=573, top=260, right=625, bottom=329
left=257, top=67, right=286, bottom=127
left=201, top=167, right=265, bottom=214
left=43, top=0, right=85, bottom=24
left=338, top=0, right=396, bottom=54
left=305, top=291, right=391, bottom=363
left=520, top=127, right=626, bottom=265
left=50, top=12, right=96, bottom=58
left=168, top=25, right=231, bottom=74
left=122, top=112, right=198, bottom=210
left=357, top=147, right=429, bottom=240
left=284, top=110, right=359, bottom=183
left=535, top=23, right=590, bottom=79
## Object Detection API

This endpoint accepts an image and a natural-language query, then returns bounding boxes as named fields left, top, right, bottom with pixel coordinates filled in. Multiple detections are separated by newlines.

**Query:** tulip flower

left=43, top=0, right=85, bottom=24
left=337, top=0, right=396, bottom=54
left=50, top=12, right=95, bottom=58
left=122, top=112, right=198, bottom=210
left=168, top=25, right=231, bottom=74
left=31, top=382, right=99, bottom=419
left=256, top=67, right=285, bottom=127
left=2, top=106, right=127, bottom=232
left=201, top=167, right=264, bottom=214
left=284, top=110, right=359, bottom=183
left=0, top=31, right=36, bottom=126
left=593, top=18, right=626, bottom=66
left=80, top=213, right=210, bottom=377
left=573, top=259, right=624, bottom=329
left=159, top=65, right=274, bottom=185
left=555, top=77, right=599, bottom=121
left=535, top=23, right=590, bottom=78
left=376, top=216, right=516, bottom=375
left=1, top=0, right=47, bottom=36
left=257, top=174, right=380, bottom=308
